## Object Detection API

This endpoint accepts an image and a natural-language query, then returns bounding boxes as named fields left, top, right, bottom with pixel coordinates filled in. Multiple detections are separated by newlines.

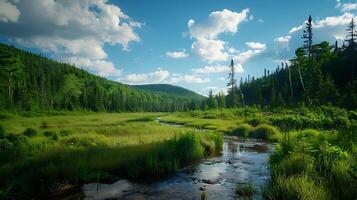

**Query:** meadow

left=160, top=106, right=357, bottom=199
left=1, top=106, right=356, bottom=199
left=0, top=112, right=223, bottom=199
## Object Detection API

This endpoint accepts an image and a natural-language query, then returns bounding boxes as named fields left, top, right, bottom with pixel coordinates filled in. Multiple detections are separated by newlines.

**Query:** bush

left=250, top=124, right=280, bottom=140
left=52, top=133, right=61, bottom=141
left=231, top=123, right=252, bottom=138
left=23, top=128, right=37, bottom=137
left=246, top=116, right=266, bottom=127
left=43, top=130, right=56, bottom=137
left=60, top=129, right=71, bottom=136
left=0, top=124, right=5, bottom=139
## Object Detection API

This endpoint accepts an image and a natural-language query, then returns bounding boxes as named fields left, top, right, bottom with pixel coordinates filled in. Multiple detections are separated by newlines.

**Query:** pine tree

left=207, top=89, right=218, bottom=109
left=303, top=15, right=313, bottom=63
left=227, top=59, right=239, bottom=107
left=345, top=18, right=356, bottom=52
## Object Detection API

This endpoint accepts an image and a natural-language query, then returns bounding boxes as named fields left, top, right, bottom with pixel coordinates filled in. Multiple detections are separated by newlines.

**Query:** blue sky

left=0, top=0, right=356, bottom=95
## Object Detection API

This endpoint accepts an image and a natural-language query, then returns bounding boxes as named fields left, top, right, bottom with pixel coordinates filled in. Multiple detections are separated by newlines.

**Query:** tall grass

left=0, top=128, right=222, bottom=199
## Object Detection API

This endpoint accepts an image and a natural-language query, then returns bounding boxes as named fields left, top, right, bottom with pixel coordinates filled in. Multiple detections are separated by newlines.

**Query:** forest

left=0, top=45, right=202, bottom=113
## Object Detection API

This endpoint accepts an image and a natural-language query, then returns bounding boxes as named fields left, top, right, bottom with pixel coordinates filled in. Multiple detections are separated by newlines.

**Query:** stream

left=62, top=121, right=274, bottom=200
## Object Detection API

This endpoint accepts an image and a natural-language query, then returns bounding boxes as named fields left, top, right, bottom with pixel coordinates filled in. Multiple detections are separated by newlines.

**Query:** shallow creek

left=62, top=122, right=274, bottom=200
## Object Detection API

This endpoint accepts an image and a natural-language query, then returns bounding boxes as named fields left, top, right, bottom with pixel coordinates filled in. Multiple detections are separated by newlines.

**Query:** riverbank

left=0, top=113, right=222, bottom=199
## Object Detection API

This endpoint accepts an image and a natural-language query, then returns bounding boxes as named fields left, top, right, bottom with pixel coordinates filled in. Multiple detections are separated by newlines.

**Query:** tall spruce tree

left=227, top=59, right=239, bottom=107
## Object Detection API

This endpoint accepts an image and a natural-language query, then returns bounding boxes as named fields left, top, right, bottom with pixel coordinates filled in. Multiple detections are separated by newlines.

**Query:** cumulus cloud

left=245, top=42, right=266, bottom=50
left=0, top=0, right=20, bottom=23
left=234, top=42, right=266, bottom=64
left=191, top=37, right=228, bottom=63
left=188, top=8, right=249, bottom=39
left=0, top=0, right=142, bottom=79
left=201, top=86, right=227, bottom=95
left=125, top=69, right=170, bottom=84
left=192, top=64, right=244, bottom=74
left=168, top=74, right=210, bottom=84
left=123, top=69, right=211, bottom=85
left=165, top=49, right=188, bottom=59
left=188, top=8, right=250, bottom=63
left=274, top=12, right=355, bottom=62
left=274, top=36, right=291, bottom=44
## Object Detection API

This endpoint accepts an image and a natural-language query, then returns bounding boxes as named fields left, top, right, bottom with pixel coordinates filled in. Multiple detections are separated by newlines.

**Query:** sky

left=0, top=0, right=356, bottom=95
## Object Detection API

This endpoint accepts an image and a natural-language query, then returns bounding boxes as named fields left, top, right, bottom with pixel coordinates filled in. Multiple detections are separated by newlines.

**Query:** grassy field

left=1, top=106, right=356, bottom=199
left=0, top=112, right=223, bottom=199
left=161, top=106, right=357, bottom=199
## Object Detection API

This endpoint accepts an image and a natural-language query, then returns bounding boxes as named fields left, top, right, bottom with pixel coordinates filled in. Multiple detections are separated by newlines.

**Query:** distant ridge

left=132, top=84, right=203, bottom=100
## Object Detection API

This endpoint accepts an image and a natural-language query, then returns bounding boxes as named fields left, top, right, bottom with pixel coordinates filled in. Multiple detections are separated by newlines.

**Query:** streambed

left=62, top=122, right=274, bottom=200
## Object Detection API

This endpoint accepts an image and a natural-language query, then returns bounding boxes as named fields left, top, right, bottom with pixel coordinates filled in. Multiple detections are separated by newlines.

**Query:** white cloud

left=192, top=65, right=228, bottom=74
left=169, top=74, right=210, bottom=84
left=274, top=12, right=355, bottom=63
left=0, top=0, right=142, bottom=79
left=191, top=37, right=228, bottom=63
left=234, top=42, right=266, bottom=64
left=245, top=42, right=266, bottom=50
left=188, top=8, right=250, bottom=63
left=201, top=86, right=227, bottom=95
left=192, top=64, right=244, bottom=74
left=125, top=69, right=170, bottom=84
left=165, top=49, right=188, bottom=59
left=274, top=36, right=291, bottom=44
left=0, top=0, right=20, bottom=23
left=188, top=8, right=249, bottom=39
left=341, top=3, right=357, bottom=12
left=289, top=25, right=303, bottom=34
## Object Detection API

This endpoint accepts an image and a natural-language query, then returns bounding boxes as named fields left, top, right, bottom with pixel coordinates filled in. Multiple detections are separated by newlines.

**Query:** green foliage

left=230, top=123, right=252, bottom=138
left=0, top=44, right=201, bottom=112
left=0, top=124, right=5, bottom=139
left=263, top=174, right=330, bottom=200
left=235, top=182, right=255, bottom=197
left=23, top=128, right=37, bottom=137
left=250, top=124, right=280, bottom=141
left=43, top=130, right=55, bottom=137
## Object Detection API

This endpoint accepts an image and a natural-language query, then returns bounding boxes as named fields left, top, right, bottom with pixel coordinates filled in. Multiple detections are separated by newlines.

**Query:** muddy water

left=64, top=136, right=273, bottom=200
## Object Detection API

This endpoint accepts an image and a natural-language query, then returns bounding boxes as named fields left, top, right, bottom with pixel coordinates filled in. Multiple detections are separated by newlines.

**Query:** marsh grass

left=235, top=182, right=255, bottom=198
left=0, top=112, right=223, bottom=199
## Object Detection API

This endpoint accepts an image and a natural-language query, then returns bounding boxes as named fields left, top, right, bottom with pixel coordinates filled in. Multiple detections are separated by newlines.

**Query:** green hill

left=132, top=84, right=203, bottom=100
left=0, top=44, right=202, bottom=112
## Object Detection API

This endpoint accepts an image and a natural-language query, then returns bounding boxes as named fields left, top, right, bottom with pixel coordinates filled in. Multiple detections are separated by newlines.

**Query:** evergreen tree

left=207, top=89, right=218, bottom=109
left=226, top=59, right=239, bottom=107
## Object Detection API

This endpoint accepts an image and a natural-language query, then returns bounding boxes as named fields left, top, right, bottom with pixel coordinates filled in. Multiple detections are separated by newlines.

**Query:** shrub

left=231, top=123, right=252, bottom=138
left=60, top=129, right=71, bottom=136
left=43, top=130, right=56, bottom=137
left=0, top=124, right=5, bottom=139
left=52, top=133, right=61, bottom=141
left=250, top=124, right=280, bottom=141
left=0, top=138, right=14, bottom=152
left=246, top=116, right=266, bottom=127
left=296, top=129, right=320, bottom=139
left=23, top=128, right=37, bottom=137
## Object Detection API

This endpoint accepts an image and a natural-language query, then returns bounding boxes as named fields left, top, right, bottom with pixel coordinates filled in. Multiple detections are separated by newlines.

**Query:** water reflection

left=64, top=136, right=273, bottom=200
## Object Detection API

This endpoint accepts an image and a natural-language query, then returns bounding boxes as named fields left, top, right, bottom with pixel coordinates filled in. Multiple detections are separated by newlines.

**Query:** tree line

left=0, top=45, right=202, bottom=112
left=204, top=16, right=357, bottom=110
